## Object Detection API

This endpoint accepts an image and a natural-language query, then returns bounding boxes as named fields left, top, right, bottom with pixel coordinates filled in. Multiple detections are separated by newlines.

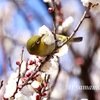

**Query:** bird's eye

left=36, top=40, right=40, bottom=44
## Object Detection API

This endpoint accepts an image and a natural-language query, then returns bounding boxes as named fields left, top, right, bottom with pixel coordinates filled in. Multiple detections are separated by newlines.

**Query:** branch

left=0, top=80, right=3, bottom=89
left=14, top=47, right=24, bottom=94
left=59, top=3, right=91, bottom=48
left=22, top=2, right=91, bottom=91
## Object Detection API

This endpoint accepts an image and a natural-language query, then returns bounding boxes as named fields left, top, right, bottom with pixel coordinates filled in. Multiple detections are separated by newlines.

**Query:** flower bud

left=29, top=60, right=36, bottom=65
left=48, top=7, right=54, bottom=13
left=16, top=61, right=20, bottom=65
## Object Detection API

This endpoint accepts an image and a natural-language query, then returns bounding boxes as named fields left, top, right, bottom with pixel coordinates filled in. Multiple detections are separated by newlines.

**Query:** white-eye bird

left=26, top=34, right=82, bottom=57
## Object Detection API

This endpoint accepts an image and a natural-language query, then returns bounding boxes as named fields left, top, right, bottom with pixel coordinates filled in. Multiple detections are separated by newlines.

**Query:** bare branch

left=21, top=3, right=91, bottom=89
left=0, top=80, right=3, bottom=89
left=59, top=3, right=91, bottom=48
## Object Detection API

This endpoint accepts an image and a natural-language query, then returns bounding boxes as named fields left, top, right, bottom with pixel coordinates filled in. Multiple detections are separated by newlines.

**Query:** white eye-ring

left=36, top=40, right=40, bottom=44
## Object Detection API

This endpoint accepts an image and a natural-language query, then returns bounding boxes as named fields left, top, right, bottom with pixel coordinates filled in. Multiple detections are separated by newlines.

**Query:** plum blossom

left=41, top=62, right=52, bottom=72
left=38, top=25, right=55, bottom=45
left=43, top=0, right=51, bottom=3
left=4, top=73, right=18, bottom=98
left=57, top=25, right=63, bottom=34
left=38, top=25, right=69, bottom=57
left=81, top=0, right=100, bottom=13
left=20, top=61, right=27, bottom=76
left=55, top=44, right=68, bottom=57
left=4, top=56, right=49, bottom=100
left=41, top=56, right=59, bottom=74
left=14, top=91, right=32, bottom=100
left=31, top=80, right=41, bottom=89
left=62, top=16, right=74, bottom=31
left=32, top=92, right=40, bottom=100
left=57, top=16, right=74, bottom=33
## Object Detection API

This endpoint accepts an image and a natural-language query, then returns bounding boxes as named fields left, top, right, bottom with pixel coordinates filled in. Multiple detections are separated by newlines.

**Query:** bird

left=26, top=34, right=82, bottom=57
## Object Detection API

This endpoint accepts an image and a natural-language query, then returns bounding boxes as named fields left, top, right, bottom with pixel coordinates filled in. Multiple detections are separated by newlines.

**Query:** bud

left=35, top=85, right=42, bottom=91
left=38, top=59, right=43, bottom=63
left=17, top=85, right=22, bottom=90
left=48, top=7, right=54, bottom=13
left=21, top=77, right=27, bottom=83
left=26, top=72, right=31, bottom=77
left=57, top=16, right=63, bottom=24
left=16, top=61, right=20, bottom=65
left=56, top=1, right=61, bottom=10
left=29, top=60, right=36, bottom=65
left=42, top=82, right=48, bottom=87
left=36, top=94, right=40, bottom=100
left=42, top=92, right=47, bottom=96
left=3, top=97, right=8, bottom=100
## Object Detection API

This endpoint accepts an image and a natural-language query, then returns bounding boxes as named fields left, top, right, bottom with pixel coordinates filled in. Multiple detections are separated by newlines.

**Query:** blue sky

left=0, top=0, right=53, bottom=75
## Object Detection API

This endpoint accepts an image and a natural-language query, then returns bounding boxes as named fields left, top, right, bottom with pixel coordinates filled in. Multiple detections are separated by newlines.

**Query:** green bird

left=26, top=34, right=82, bottom=57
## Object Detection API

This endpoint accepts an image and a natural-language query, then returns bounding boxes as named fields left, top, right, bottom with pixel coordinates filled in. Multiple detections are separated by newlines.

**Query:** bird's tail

left=71, top=37, right=83, bottom=42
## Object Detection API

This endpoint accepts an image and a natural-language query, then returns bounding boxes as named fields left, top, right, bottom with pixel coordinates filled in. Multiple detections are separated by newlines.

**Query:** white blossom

left=4, top=73, right=18, bottom=98
left=35, top=74, right=43, bottom=82
left=81, top=0, right=100, bottom=13
left=31, top=81, right=41, bottom=89
left=55, top=45, right=68, bottom=57
left=57, top=19, right=74, bottom=35
left=41, top=73, right=46, bottom=80
left=20, top=61, right=26, bottom=76
left=38, top=25, right=55, bottom=45
left=41, top=62, right=52, bottom=72
left=32, top=93, right=40, bottom=100
left=27, top=85, right=35, bottom=92
left=28, top=77, right=42, bottom=92
left=57, top=25, right=63, bottom=34
left=3, top=38, right=14, bottom=54
left=41, top=56, right=59, bottom=73
left=40, top=57, right=59, bottom=74
left=43, top=0, right=51, bottom=3
left=14, top=91, right=32, bottom=100
left=43, top=98, right=47, bottom=100
left=50, top=56, right=59, bottom=70
left=38, top=25, right=52, bottom=36
left=62, top=16, right=74, bottom=31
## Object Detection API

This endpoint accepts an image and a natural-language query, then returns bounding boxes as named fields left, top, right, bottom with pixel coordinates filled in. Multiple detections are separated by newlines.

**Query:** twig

left=0, top=80, right=3, bottom=89
left=8, top=57, right=15, bottom=72
left=59, top=3, right=91, bottom=48
left=14, top=47, right=24, bottom=94
left=17, top=47, right=24, bottom=82
left=22, top=2, right=91, bottom=92
left=41, top=74, right=50, bottom=94
left=51, top=0, right=57, bottom=33
left=51, top=0, right=58, bottom=46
